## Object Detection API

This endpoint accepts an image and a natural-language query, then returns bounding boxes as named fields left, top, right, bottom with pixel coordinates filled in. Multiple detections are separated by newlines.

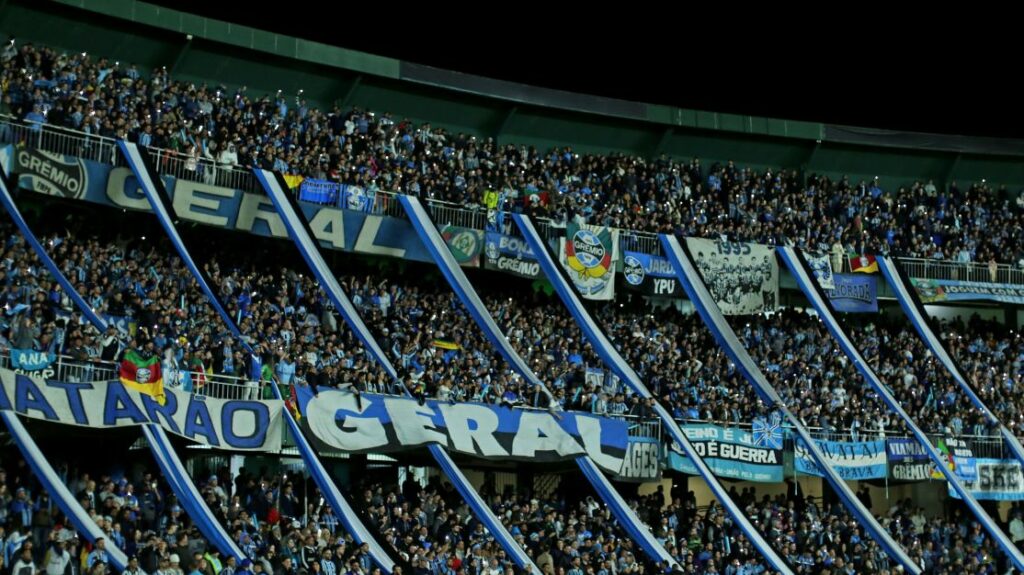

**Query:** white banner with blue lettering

left=297, top=387, right=629, bottom=473
left=794, top=437, right=888, bottom=480
left=0, top=368, right=282, bottom=451
left=950, top=458, right=1024, bottom=501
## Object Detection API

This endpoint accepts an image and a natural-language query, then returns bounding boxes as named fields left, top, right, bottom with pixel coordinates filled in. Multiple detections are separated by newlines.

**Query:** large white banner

left=298, top=387, right=629, bottom=474
left=686, top=238, right=778, bottom=315
left=0, top=369, right=282, bottom=451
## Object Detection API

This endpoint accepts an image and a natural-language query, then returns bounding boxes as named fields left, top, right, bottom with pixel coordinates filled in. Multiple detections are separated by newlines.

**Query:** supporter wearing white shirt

left=1011, top=513, right=1024, bottom=544
left=43, top=539, right=70, bottom=575
left=13, top=546, right=38, bottom=575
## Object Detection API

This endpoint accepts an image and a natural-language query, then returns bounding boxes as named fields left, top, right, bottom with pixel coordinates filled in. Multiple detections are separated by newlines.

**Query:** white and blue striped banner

left=143, top=424, right=245, bottom=561
left=1, top=412, right=128, bottom=571
left=255, top=176, right=539, bottom=575
left=780, top=246, right=1024, bottom=571
left=878, top=256, right=1024, bottom=494
left=664, top=236, right=920, bottom=575
left=117, top=141, right=253, bottom=354
left=512, top=214, right=780, bottom=573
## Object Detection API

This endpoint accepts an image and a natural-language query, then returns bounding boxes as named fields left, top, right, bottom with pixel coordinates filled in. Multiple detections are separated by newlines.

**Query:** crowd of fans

left=595, top=303, right=1024, bottom=437
left=6, top=31, right=1024, bottom=575
left=2, top=39, right=1024, bottom=268
left=4, top=211, right=1024, bottom=439
left=4, top=448, right=1021, bottom=575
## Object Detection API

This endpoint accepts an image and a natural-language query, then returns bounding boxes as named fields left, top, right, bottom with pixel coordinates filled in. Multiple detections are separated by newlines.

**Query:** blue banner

left=296, top=386, right=629, bottom=474
left=483, top=232, right=542, bottom=278
left=910, top=277, right=1024, bottom=305
left=622, top=251, right=682, bottom=297
left=667, top=424, right=784, bottom=482
left=341, top=184, right=377, bottom=213
left=0, top=146, right=475, bottom=267
left=9, top=348, right=55, bottom=371
left=887, top=437, right=933, bottom=481
left=795, top=438, right=887, bottom=480
left=825, top=273, right=878, bottom=312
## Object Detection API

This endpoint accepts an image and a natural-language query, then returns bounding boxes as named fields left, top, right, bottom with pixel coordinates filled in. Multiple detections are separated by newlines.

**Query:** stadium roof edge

left=50, top=0, right=1024, bottom=158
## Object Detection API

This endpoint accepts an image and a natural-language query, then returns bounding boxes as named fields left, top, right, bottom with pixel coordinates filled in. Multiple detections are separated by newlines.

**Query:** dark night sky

left=142, top=5, right=1019, bottom=139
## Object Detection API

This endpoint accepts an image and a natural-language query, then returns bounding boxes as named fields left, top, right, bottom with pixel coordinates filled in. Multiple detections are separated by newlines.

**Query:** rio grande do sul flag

left=849, top=254, right=879, bottom=273
left=119, top=349, right=166, bottom=405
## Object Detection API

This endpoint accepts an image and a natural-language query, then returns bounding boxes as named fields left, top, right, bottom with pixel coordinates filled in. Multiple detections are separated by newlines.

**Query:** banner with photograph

left=686, top=238, right=778, bottom=315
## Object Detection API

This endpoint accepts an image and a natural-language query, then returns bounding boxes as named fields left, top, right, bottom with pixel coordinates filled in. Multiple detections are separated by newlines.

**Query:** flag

left=849, top=254, right=879, bottom=273
left=119, top=350, right=165, bottom=405
left=432, top=339, right=460, bottom=351
left=282, top=174, right=305, bottom=190
left=565, top=223, right=613, bottom=279
left=752, top=412, right=784, bottom=450
left=189, top=356, right=207, bottom=392
left=805, top=254, right=835, bottom=289
left=285, top=384, right=302, bottom=420
left=482, top=189, right=500, bottom=209
left=932, top=438, right=955, bottom=479
left=484, top=190, right=507, bottom=232
left=10, top=348, right=56, bottom=371
left=344, top=185, right=376, bottom=213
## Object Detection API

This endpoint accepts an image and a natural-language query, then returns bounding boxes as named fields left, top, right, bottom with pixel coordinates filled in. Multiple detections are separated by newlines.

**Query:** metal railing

left=1, top=118, right=119, bottom=166
left=897, top=257, right=1024, bottom=286
left=0, top=348, right=256, bottom=400
left=145, top=146, right=259, bottom=194
left=670, top=416, right=1008, bottom=458
left=625, top=418, right=662, bottom=443
left=4, top=116, right=1024, bottom=283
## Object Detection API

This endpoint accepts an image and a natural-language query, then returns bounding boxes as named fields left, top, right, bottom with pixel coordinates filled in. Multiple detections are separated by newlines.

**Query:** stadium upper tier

left=0, top=38, right=1022, bottom=276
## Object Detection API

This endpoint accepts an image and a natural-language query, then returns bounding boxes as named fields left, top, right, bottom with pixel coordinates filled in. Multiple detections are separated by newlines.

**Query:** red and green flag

left=119, top=350, right=166, bottom=405
left=285, top=384, right=302, bottom=420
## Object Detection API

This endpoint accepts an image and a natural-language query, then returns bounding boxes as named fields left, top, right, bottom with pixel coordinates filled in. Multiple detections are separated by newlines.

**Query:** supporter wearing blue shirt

left=86, top=538, right=109, bottom=569
left=276, top=355, right=296, bottom=385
